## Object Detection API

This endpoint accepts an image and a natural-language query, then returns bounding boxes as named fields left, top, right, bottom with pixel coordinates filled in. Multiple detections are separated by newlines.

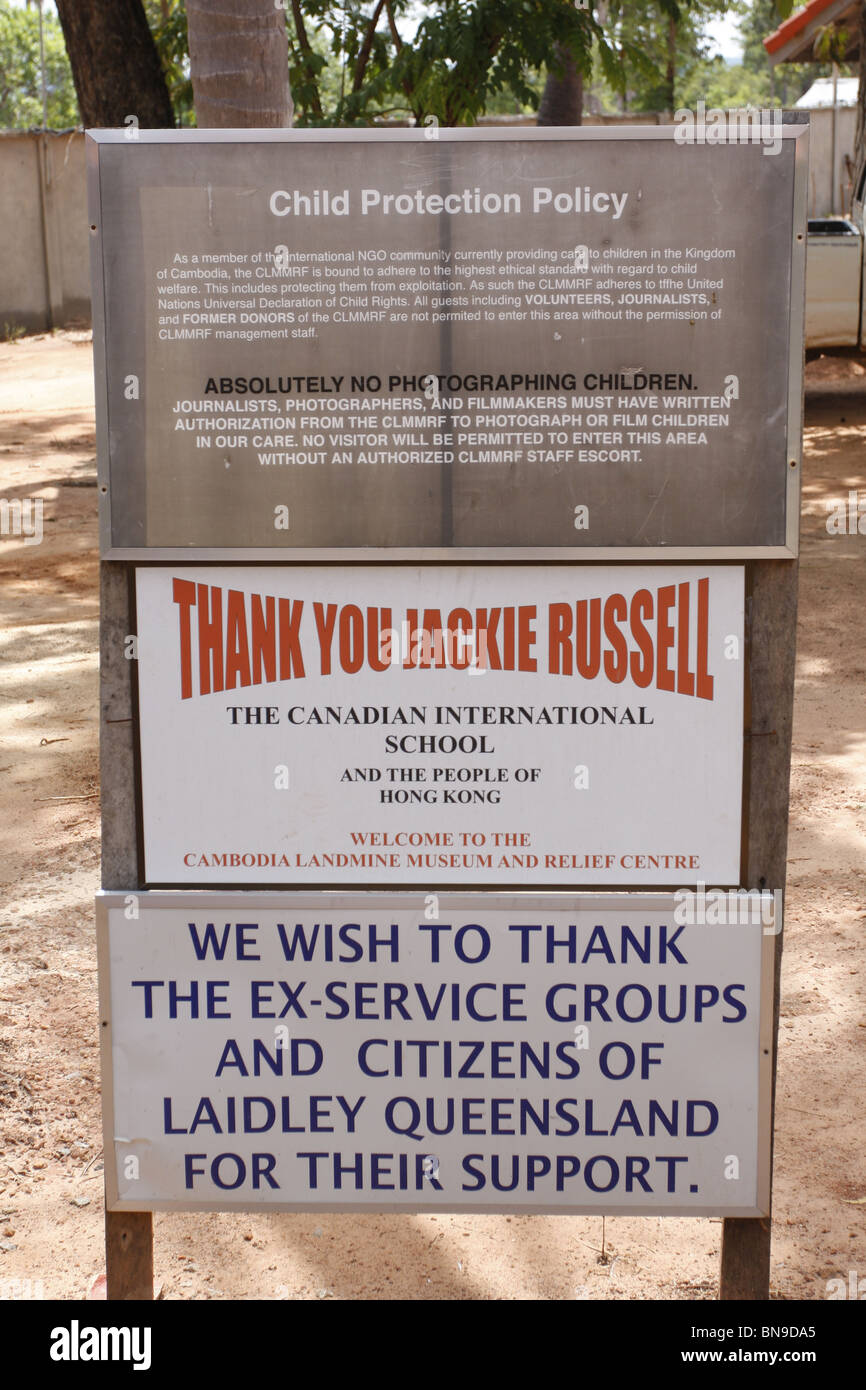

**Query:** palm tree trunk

left=186, top=0, right=293, bottom=128
left=666, top=14, right=677, bottom=116
left=538, top=44, right=583, bottom=126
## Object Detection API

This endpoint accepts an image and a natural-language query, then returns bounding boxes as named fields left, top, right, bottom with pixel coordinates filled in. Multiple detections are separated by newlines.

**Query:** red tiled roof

left=764, top=0, right=844, bottom=56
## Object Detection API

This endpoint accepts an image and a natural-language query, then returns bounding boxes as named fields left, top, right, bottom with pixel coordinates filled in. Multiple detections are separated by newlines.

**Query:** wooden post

left=720, top=557, right=799, bottom=1300
left=100, top=560, right=154, bottom=1301
left=105, top=1212, right=154, bottom=1302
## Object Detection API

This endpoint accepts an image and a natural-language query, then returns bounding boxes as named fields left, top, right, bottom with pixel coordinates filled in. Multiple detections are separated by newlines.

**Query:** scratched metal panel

left=87, top=128, right=805, bottom=554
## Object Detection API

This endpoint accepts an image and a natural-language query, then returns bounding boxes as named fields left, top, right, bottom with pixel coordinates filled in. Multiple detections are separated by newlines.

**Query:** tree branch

left=290, top=0, right=323, bottom=119
left=352, top=0, right=388, bottom=94
left=384, top=0, right=425, bottom=123
left=444, top=24, right=504, bottom=125
left=384, top=0, right=403, bottom=52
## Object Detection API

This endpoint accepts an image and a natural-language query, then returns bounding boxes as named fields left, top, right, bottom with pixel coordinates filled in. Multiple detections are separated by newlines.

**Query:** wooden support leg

left=106, top=1209, right=154, bottom=1301
left=719, top=560, right=798, bottom=1300
left=720, top=1217, right=772, bottom=1300
left=101, top=564, right=154, bottom=1301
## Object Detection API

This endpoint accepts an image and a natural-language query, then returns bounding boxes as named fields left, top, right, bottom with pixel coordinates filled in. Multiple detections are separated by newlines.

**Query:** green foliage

left=586, top=0, right=849, bottom=117
left=678, top=55, right=776, bottom=110
left=0, top=1, right=78, bottom=129
left=287, top=0, right=622, bottom=127
left=86, top=0, right=856, bottom=131
left=586, top=1, right=734, bottom=115
left=738, top=0, right=847, bottom=108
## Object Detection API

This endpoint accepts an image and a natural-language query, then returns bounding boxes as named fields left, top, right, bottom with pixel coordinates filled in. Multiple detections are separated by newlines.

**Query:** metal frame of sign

left=96, top=889, right=775, bottom=1218
left=87, top=126, right=808, bottom=561
left=90, top=125, right=804, bottom=1300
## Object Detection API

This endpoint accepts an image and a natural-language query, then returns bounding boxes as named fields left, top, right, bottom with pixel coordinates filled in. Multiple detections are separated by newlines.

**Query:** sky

left=703, top=9, right=747, bottom=64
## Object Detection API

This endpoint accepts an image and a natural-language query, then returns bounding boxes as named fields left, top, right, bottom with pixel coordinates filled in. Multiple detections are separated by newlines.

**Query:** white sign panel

left=135, top=565, right=744, bottom=887
left=98, top=893, right=772, bottom=1216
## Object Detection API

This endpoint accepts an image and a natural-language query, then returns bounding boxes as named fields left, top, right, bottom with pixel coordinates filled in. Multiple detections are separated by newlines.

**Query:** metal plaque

left=88, top=128, right=806, bottom=559
left=98, top=891, right=773, bottom=1216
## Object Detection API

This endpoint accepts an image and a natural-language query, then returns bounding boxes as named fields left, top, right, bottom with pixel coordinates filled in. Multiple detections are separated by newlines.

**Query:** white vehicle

left=806, top=165, right=866, bottom=348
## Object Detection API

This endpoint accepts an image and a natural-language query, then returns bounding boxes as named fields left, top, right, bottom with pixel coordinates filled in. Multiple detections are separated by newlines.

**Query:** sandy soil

left=0, top=333, right=863, bottom=1301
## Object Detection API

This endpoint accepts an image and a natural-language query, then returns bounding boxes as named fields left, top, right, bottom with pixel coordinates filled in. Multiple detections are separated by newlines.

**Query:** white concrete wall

left=0, top=131, right=90, bottom=334
left=799, top=104, right=857, bottom=217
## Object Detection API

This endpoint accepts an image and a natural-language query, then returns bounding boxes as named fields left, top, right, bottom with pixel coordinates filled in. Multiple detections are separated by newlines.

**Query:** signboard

left=88, top=127, right=807, bottom=559
left=98, top=892, right=773, bottom=1216
left=134, top=563, right=744, bottom=888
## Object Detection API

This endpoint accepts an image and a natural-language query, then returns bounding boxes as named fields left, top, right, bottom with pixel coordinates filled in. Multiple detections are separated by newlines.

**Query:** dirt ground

left=0, top=332, right=863, bottom=1302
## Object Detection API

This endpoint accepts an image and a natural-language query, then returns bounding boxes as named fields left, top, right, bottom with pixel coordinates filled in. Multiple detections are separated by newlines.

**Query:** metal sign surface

left=134, top=563, right=744, bottom=888
left=98, top=892, right=773, bottom=1216
left=88, top=128, right=806, bottom=558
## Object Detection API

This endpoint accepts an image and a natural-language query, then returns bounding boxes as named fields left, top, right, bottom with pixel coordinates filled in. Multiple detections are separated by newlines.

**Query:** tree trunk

left=538, top=45, right=583, bottom=126
left=54, top=0, right=175, bottom=128
left=666, top=14, right=677, bottom=116
left=186, top=0, right=292, bottom=128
